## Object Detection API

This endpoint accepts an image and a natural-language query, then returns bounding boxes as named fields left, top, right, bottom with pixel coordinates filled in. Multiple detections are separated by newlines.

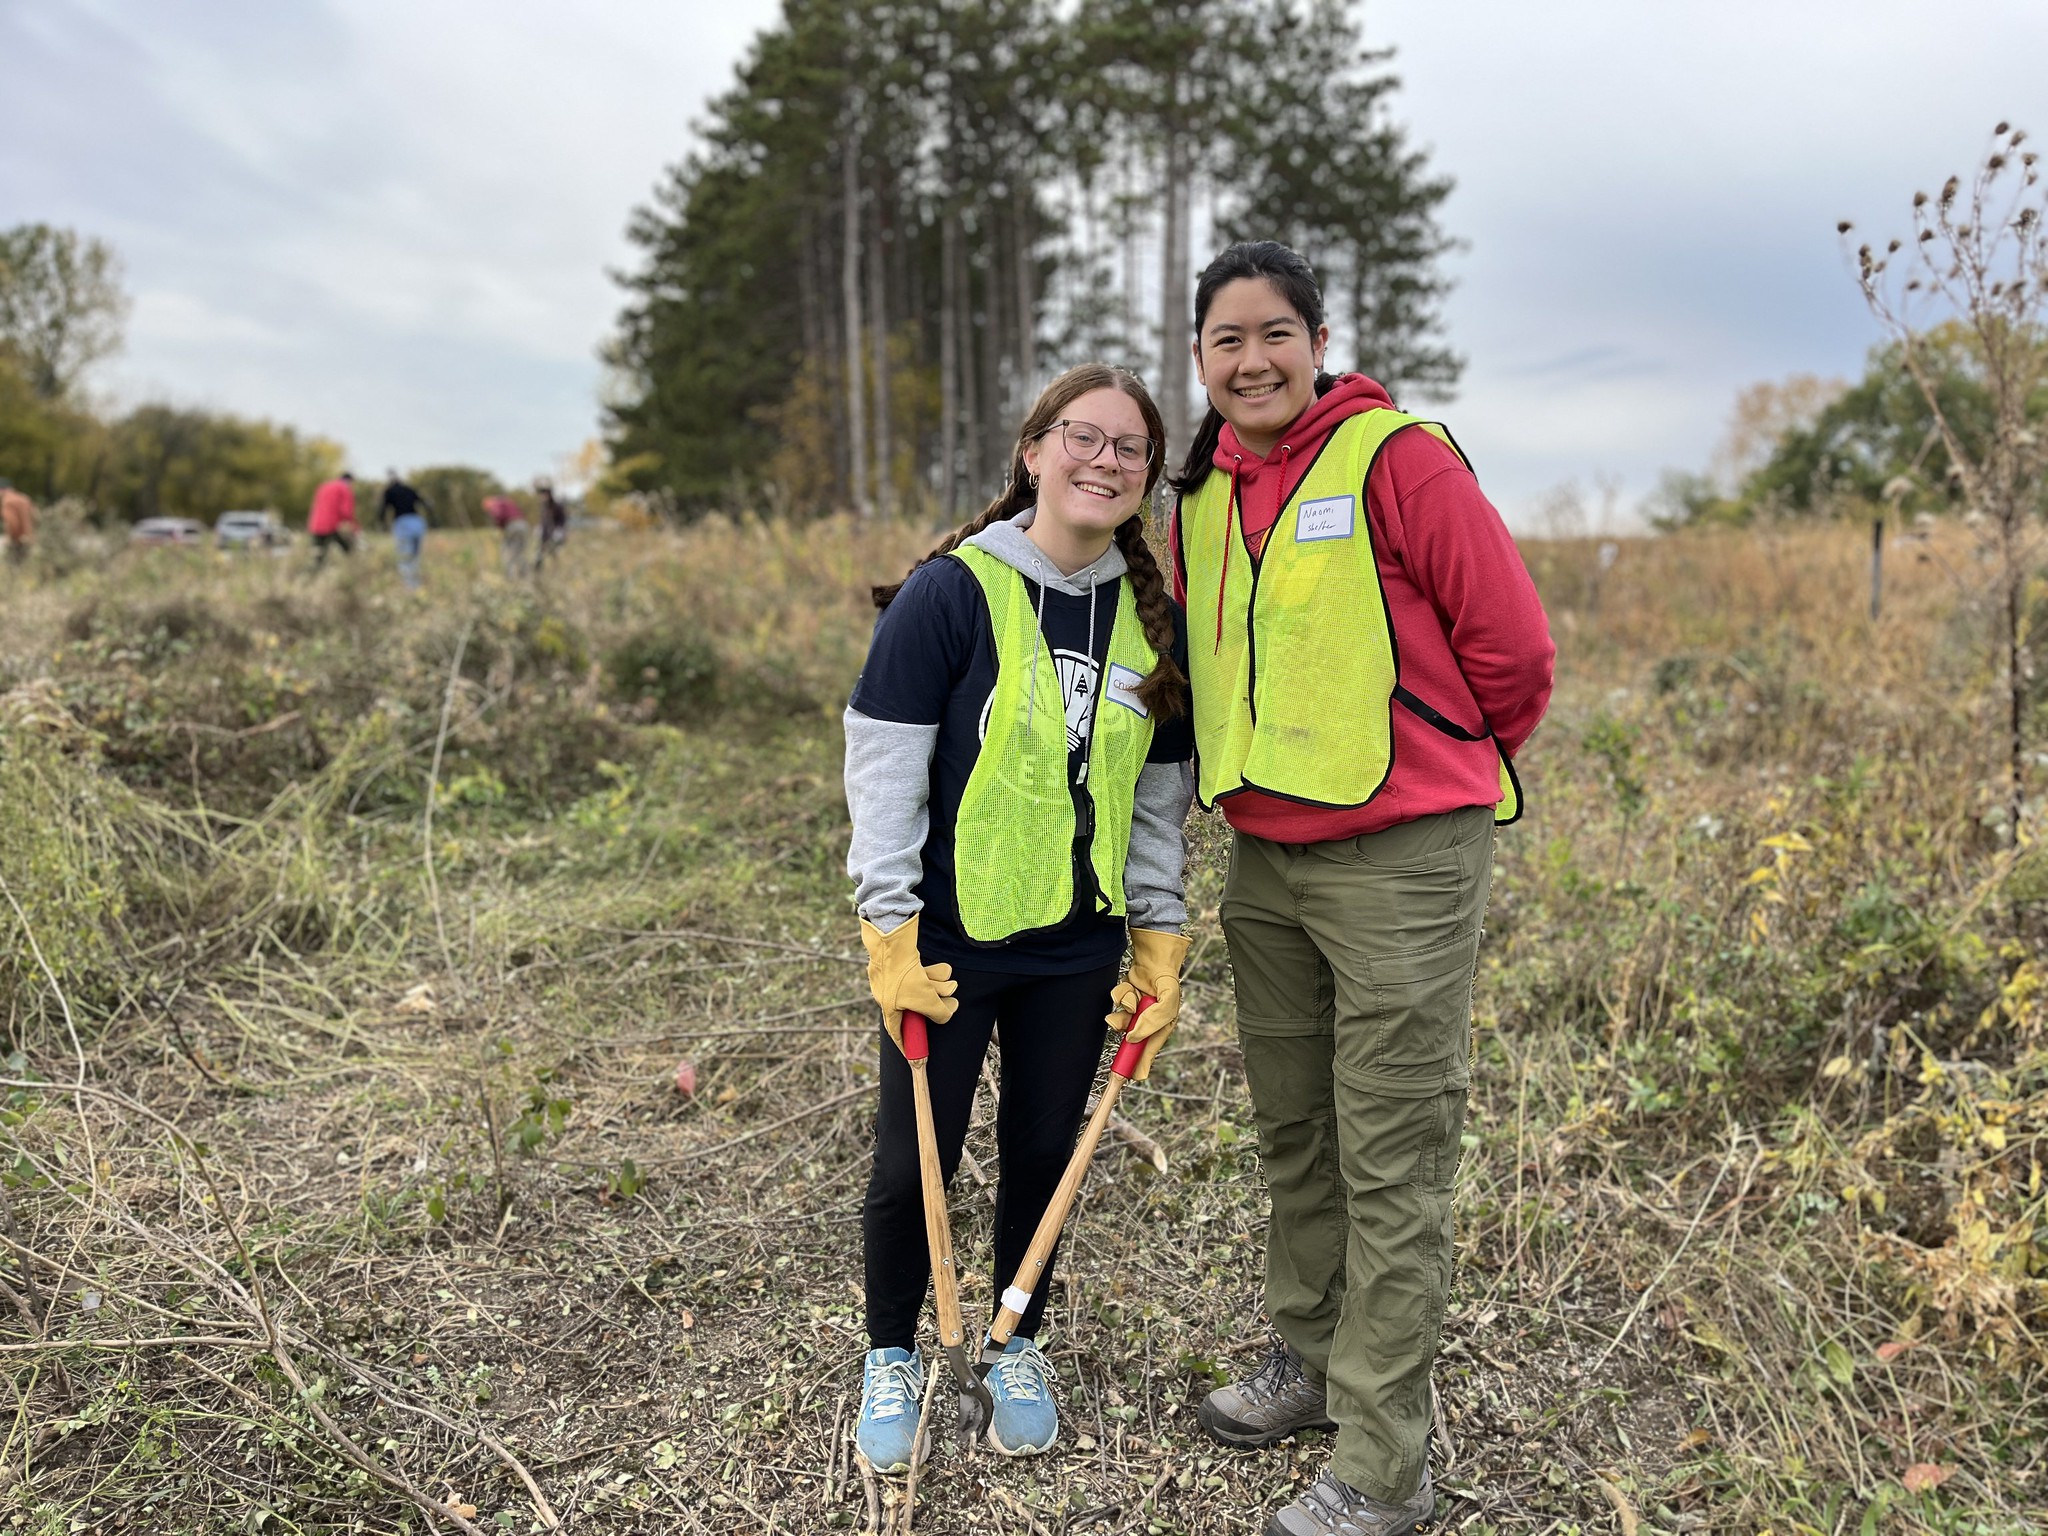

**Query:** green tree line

left=1, top=222, right=531, bottom=529
left=0, top=223, right=345, bottom=524
left=604, top=0, right=1461, bottom=520
left=1658, top=321, right=2048, bottom=528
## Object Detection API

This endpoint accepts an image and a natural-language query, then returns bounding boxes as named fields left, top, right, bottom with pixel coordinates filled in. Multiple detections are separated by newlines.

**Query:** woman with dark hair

left=1172, top=241, right=1554, bottom=1536
left=845, top=363, right=1195, bottom=1469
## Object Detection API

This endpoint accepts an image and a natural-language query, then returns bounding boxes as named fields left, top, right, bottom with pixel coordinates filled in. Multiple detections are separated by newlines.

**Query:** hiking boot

left=1265, top=1468, right=1435, bottom=1536
left=1199, top=1340, right=1335, bottom=1447
left=985, top=1336, right=1059, bottom=1456
left=856, top=1347, right=927, bottom=1473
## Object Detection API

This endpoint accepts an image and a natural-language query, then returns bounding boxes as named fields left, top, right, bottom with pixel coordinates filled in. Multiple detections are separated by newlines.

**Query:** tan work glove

left=1107, top=928, right=1191, bottom=1082
left=860, top=914, right=959, bottom=1057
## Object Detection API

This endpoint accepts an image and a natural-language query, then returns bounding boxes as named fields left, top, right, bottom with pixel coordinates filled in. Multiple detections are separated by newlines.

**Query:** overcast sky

left=3, top=0, right=2042, bottom=527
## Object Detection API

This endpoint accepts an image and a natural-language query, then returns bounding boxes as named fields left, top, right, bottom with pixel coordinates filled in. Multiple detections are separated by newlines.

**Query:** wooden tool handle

left=989, top=996, right=1156, bottom=1345
left=907, top=1039, right=965, bottom=1349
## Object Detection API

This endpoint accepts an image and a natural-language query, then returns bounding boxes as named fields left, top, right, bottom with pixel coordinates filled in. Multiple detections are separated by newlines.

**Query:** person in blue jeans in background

left=379, top=470, right=432, bottom=590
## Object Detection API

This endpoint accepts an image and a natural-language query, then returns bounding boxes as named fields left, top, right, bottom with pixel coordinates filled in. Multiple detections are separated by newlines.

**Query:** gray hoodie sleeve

left=1123, top=758, right=1194, bottom=934
left=843, top=704, right=938, bottom=935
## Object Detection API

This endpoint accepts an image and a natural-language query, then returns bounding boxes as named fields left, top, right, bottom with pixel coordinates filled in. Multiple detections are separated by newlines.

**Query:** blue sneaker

left=856, top=1347, right=926, bottom=1473
left=986, top=1336, right=1058, bottom=1455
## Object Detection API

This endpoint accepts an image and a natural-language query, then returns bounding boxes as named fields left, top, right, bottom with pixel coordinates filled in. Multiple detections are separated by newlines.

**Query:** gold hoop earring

left=1027, top=473, right=1039, bottom=490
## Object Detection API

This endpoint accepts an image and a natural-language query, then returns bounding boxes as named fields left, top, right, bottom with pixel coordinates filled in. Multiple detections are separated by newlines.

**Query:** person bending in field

left=0, top=479, right=35, bottom=566
left=307, top=471, right=358, bottom=571
left=845, top=363, right=1194, bottom=1470
left=1173, top=241, right=1553, bottom=1536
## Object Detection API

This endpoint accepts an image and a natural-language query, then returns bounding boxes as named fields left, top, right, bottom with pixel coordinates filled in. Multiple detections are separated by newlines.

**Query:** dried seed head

left=1919, top=229, right=1936, bottom=241
left=1906, top=279, right=1922, bottom=291
left=1990, top=155, right=2007, bottom=171
left=1913, top=190, right=1929, bottom=207
left=1887, top=239, right=1902, bottom=252
left=1997, top=120, right=2011, bottom=135
left=2012, top=129, right=2028, bottom=146
left=1838, top=219, right=1854, bottom=233
left=1942, top=175, right=1961, bottom=206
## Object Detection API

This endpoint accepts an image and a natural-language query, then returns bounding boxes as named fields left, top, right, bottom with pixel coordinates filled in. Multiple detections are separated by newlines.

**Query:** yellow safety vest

left=1179, top=410, right=1522, bottom=824
left=949, top=546, right=1161, bottom=942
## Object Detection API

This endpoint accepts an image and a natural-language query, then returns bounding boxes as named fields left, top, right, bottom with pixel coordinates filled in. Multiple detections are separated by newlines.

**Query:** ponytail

left=1169, top=406, right=1226, bottom=497
left=1113, top=514, right=1188, bottom=722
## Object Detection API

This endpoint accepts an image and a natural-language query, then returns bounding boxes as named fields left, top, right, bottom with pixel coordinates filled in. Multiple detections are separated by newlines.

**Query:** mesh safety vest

left=1179, top=410, right=1523, bottom=823
left=948, top=545, right=1160, bottom=943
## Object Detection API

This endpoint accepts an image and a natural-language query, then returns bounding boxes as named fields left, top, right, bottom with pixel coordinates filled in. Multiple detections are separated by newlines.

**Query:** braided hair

left=873, top=362, right=1186, bottom=721
left=1170, top=240, right=1332, bottom=497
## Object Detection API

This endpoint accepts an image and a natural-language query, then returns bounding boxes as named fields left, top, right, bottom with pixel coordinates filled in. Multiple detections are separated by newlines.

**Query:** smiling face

left=1193, top=277, right=1330, bottom=457
left=1020, top=386, right=1155, bottom=543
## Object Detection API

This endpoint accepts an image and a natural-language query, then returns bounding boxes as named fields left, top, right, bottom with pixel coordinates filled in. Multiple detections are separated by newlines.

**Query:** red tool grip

left=901, top=1009, right=929, bottom=1062
left=1110, top=994, right=1158, bottom=1079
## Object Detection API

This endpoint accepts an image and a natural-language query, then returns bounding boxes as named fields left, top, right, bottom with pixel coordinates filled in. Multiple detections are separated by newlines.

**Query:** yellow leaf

left=1822, top=1055, right=1854, bottom=1079
left=1982, top=1124, right=2008, bottom=1151
left=1761, top=831, right=1814, bottom=852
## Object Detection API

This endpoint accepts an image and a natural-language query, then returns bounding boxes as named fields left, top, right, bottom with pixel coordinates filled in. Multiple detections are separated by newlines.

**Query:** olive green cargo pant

left=1221, top=806, right=1494, bottom=1504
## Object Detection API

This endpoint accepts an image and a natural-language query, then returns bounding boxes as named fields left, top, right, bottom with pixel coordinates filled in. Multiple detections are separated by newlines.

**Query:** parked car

left=129, top=517, right=208, bottom=547
left=214, top=510, right=290, bottom=550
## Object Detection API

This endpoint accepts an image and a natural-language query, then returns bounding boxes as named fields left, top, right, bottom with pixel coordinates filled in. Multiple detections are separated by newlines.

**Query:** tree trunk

left=958, top=213, right=981, bottom=510
left=940, top=200, right=961, bottom=522
left=868, top=183, right=894, bottom=520
left=1013, top=180, right=1037, bottom=390
left=981, top=212, right=1006, bottom=493
left=817, top=215, right=849, bottom=491
left=841, top=122, right=870, bottom=517
left=1158, top=126, right=1192, bottom=455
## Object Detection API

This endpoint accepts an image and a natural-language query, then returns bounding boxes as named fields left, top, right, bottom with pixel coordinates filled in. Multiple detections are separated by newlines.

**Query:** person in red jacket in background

left=1170, top=242, right=1553, bottom=1536
left=307, top=471, right=358, bottom=570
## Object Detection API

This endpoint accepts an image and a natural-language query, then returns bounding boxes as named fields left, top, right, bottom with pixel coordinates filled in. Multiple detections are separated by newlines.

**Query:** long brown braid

left=1112, top=513, right=1188, bottom=722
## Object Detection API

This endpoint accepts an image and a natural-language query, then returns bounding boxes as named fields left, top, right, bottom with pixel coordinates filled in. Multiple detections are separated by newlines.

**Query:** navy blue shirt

left=850, top=553, right=1193, bottom=975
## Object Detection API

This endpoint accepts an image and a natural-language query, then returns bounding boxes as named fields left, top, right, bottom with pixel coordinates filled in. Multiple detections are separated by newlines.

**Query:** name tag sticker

left=1107, top=662, right=1149, bottom=717
left=1295, top=495, right=1356, bottom=543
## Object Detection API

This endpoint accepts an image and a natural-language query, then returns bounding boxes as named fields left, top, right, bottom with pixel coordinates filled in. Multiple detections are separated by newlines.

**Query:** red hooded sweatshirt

left=1170, top=373, right=1554, bottom=843
left=307, top=477, right=357, bottom=536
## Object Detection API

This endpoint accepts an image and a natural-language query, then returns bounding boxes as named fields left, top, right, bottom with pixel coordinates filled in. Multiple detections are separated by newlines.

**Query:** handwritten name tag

left=1295, top=495, right=1356, bottom=543
left=1107, top=662, right=1149, bottom=717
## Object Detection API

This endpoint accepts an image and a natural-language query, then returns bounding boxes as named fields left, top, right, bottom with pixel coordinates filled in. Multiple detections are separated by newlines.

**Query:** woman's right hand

left=859, top=914, right=959, bottom=1056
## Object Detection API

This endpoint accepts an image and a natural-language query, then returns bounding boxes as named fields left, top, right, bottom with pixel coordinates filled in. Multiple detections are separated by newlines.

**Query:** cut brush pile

left=0, top=515, right=2044, bottom=1533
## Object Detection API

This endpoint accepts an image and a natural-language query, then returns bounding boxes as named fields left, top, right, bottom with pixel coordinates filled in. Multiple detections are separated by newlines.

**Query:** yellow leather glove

left=860, top=915, right=959, bottom=1057
left=1107, top=928, right=1190, bottom=1082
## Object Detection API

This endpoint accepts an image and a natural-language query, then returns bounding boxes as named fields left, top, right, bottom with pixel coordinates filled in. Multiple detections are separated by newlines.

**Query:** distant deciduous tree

left=0, top=224, right=129, bottom=401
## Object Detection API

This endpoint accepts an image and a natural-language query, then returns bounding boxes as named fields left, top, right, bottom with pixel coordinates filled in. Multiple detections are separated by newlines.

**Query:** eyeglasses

left=1036, top=419, right=1156, bottom=473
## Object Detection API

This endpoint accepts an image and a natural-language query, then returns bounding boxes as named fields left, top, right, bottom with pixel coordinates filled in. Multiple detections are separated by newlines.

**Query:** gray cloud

left=4, top=0, right=2041, bottom=523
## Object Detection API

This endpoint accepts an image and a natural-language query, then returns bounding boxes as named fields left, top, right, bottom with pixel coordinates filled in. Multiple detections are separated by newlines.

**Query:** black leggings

left=863, top=962, right=1118, bottom=1352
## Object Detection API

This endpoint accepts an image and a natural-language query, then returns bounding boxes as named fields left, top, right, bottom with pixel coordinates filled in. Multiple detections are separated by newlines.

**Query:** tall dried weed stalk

left=1845, top=121, right=2048, bottom=846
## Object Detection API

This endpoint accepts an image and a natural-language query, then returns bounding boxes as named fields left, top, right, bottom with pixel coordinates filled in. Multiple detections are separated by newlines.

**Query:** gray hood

left=962, top=510, right=1128, bottom=595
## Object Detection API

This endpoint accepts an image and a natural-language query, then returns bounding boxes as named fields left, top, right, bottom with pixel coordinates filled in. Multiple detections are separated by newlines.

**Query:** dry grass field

left=1, top=513, right=2044, bottom=1535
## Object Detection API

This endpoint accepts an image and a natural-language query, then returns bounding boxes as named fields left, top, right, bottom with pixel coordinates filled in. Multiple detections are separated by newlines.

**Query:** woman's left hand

left=1108, top=929, right=1192, bottom=1082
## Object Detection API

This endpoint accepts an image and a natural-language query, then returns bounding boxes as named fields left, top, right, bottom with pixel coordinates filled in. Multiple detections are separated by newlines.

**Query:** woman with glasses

left=844, top=363, right=1194, bottom=1469
left=1171, top=241, right=1554, bottom=1536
